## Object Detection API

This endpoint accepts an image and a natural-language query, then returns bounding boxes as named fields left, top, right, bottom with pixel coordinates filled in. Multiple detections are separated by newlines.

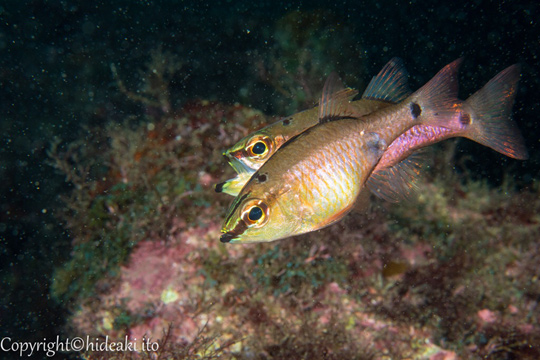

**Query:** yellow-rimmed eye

left=241, top=200, right=269, bottom=227
left=248, top=206, right=263, bottom=221
left=246, top=136, right=272, bottom=158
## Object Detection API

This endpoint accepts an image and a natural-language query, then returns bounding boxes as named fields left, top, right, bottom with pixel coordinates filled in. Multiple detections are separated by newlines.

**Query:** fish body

left=220, top=59, right=461, bottom=243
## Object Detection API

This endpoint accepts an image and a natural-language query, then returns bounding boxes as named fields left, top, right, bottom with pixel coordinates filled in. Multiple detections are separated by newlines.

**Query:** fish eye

left=246, top=136, right=272, bottom=158
left=241, top=200, right=269, bottom=226
left=248, top=206, right=263, bottom=221
left=252, top=142, right=267, bottom=155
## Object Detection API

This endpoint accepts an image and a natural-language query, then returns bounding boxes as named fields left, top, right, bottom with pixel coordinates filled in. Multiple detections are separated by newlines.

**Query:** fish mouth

left=221, top=192, right=252, bottom=244
left=220, top=232, right=236, bottom=243
left=229, top=158, right=253, bottom=175
left=220, top=220, right=247, bottom=243
left=220, top=211, right=249, bottom=244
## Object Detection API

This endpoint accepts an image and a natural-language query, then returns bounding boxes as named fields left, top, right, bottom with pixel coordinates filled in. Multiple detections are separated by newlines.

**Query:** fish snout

left=220, top=232, right=235, bottom=243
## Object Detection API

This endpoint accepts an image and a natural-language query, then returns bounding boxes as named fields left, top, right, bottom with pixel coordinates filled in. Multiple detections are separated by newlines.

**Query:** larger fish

left=216, top=58, right=411, bottom=196
left=220, top=59, right=461, bottom=243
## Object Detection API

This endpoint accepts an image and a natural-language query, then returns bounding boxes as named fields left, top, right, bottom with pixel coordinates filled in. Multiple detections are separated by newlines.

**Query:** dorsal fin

left=362, top=57, right=411, bottom=103
left=366, top=150, right=428, bottom=202
left=318, top=72, right=359, bottom=124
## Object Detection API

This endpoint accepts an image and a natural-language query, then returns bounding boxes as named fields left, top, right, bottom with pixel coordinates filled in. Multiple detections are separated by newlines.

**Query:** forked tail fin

left=463, top=64, right=528, bottom=160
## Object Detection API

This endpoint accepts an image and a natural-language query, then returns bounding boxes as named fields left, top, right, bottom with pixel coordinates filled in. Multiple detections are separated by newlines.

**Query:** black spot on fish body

left=410, top=103, right=422, bottom=119
left=256, top=173, right=268, bottom=183
left=459, top=112, right=471, bottom=125
left=283, top=118, right=292, bottom=126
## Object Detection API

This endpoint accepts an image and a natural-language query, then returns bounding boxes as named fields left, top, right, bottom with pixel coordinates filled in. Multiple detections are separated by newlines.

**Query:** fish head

left=224, top=112, right=311, bottom=173
left=220, top=190, right=298, bottom=244
left=224, top=132, right=278, bottom=173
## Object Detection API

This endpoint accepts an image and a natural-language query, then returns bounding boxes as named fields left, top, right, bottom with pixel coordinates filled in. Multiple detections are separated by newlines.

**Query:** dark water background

left=1, top=0, right=539, bottom=357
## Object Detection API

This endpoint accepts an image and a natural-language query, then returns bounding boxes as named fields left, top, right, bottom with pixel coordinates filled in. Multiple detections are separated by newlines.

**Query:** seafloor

left=49, top=97, right=540, bottom=359
left=2, top=1, right=540, bottom=360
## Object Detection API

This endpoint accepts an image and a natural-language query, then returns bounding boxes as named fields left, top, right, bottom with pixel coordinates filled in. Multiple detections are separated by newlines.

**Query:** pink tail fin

left=464, top=64, right=528, bottom=160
